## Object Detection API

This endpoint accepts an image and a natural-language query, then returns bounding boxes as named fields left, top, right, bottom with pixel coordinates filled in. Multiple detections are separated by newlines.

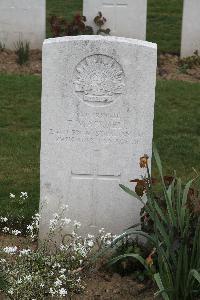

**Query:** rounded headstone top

left=43, top=35, right=157, bottom=50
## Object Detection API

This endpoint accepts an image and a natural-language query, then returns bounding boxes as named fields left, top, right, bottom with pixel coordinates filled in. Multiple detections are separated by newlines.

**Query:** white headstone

left=0, top=0, right=46, bottom=50
left=83, top=0, right=147, bottom=40
left=181, top=0, right=200, bottom=57
left=40, top=36, right=157, bottom=239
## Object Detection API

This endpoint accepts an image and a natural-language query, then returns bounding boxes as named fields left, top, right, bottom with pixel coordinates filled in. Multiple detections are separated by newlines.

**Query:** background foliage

left=47, top=0, right=183, bottom=53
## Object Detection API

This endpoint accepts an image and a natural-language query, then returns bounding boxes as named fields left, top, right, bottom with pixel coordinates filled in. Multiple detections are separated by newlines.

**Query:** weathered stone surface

left=40, top=35, right=157, bottom=239
left=181, top=0, right=200, bottom=57
left=83, top=0, right=147, bottom=40
left=0, top=0, right=46, bottom=50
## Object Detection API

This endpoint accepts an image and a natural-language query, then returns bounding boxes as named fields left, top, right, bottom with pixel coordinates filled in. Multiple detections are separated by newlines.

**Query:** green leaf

left=153, top=144, right=164, bottom=179
left=153, top=145, right=176, bottom=226
left=119, top=184, right=146, bottom=205
left=154, top=273, right=170, bottom=300
left=189, top=269, right=200, bottom=284
left=93, top=229, right=156, bottom=261
left=180, top=179, right=194, bottom=230
left=108, top=253, right=149, bottom=271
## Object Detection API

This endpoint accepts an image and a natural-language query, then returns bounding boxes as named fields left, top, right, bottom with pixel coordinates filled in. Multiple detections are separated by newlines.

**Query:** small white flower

left=8, top=288, right=14, bottom=295
left=12, top=229, right=21, bottom=236
left=40, top=283, right=44, bottom=288
left=2, top=226, right=9, bottom=233
left=20, top=192, right=28, bottom=199
left=76, top=277, right=81, bottom=283
left=99, top=228, right=105, bottom=233
left=71, top=230, right=76, bottom=237
left=74, top=220, right=81, bottom=228
left=53, top=213, right=59, bottom=219
left=59, top=288, right=68, bottom=296
left=49, top=288, right=56, bottom=295
left=61, top=204, right=69, bottom=211
left=53, top=262, right=60, bottom=269
left=54, top=278, right=62, bottom=287
left=105, top=233, right=112, bottom=238
left=35, top=213, right=40, bottom=217
left=0, top=217, right=8, bottom=222
left=59, top=268, right=66, bottom=274
left=106, top=240, right=112, bottom=245
left=61, top=217, right=71, bottom=225
left=60, top=244, right=68, bottom=251
left=19, top=249, right=31, bottom=256
left=3, top=246, right=17, bottom=254
left=27, top=224, right=33, bottom=231
left=9, top=193, right=15, bottom=199
left=49, top=218, right=58, bottom=230
left=17, top=278, right=22, bottom=284
left=24, top=275, right=32, bottom=281
left=87, top=240, right=94, bottom=247
left=87, top=234, right=94, bottom=239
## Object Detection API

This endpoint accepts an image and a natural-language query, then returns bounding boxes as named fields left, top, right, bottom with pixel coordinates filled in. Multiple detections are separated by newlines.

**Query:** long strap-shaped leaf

left=108, top=253, right=149, bottom=272
left=153, top=144, right=177, bottom=227
left=154, top=273, right=170, bottom=300
left=189, top=269, right=200, bottom=283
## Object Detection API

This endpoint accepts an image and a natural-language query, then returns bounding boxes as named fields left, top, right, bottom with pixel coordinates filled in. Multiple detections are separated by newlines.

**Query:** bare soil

left=0, top=49, right=41, bottom=75
left=0, top=234, right=155, bottom=300
left=74, top=272, right=154, bottom=300
left=0, top=50, right=200, bottom=84
left=157, top=53, right=200, bottom=83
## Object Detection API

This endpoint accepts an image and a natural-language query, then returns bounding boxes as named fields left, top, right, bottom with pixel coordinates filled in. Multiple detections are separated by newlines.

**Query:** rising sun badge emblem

left=73, top=54, right=126, bottom=106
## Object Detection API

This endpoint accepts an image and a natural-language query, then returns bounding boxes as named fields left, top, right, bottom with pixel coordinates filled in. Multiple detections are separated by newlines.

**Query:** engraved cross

left=102, top=0, right=128, bottom=33
left=71, top=150, right=121, bottom=182
left=71, top=150, right=121, bottom=228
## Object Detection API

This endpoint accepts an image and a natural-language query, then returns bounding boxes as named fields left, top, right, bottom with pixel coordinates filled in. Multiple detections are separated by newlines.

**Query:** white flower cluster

left=49, top=205, right=71, bottom=233
left=9, top=192, right=29, bottom=200
left=19, top=249, right=32, bottom=256
left=0, top=216, right=8, bottom=222
left=0, top=217, right=21, bottom=235
left=3, top=246, right=17, bottom=254
left=50, top=287, right=68, bottom=297
left=2, top=226, right=9, bottom=233
left=9, top=193, right=15, bottom=199
left=26, top=213, right=40, bottom=240
left=0, top=202, right=117, bottom=299
left=20, top=192, right=28, bottom=200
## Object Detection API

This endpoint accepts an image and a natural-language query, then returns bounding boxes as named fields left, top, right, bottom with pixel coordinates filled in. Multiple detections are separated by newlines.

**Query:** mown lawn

left=0, top=75, right=41, bottom=221
left=147, top=0, right=183, bottom=53
left=0, top=74, right=199, bottom=220
left=46, top=0, right=183, bottom=53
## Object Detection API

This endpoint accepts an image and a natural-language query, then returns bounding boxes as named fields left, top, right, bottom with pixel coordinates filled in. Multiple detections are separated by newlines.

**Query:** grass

left=0, top=74, right=199, bottom=221
left=147, top=0, right=183, bottom=53
left=153, top=79, right=200, bottom=179
left=46, top=0, right=183, bottom=53
left=0, top=75, right=41, bottom=221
